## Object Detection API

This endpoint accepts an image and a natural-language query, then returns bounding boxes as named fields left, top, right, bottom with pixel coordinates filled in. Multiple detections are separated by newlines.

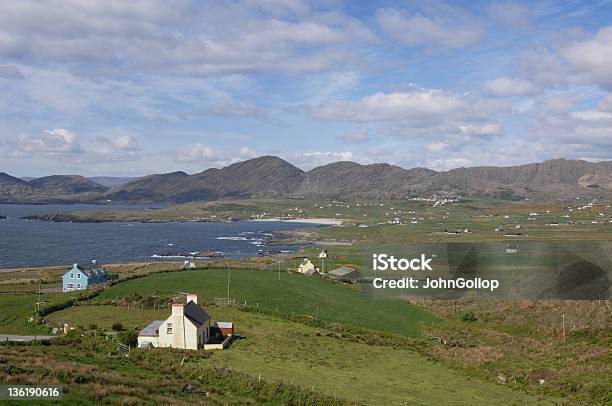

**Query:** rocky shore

left=20, top=212, right=196, bottom=223
left=155, top=250, right=225, bottom=258
left=21, top=212, right=109, bottom=223
left=19, top=212, right=242, bottom=223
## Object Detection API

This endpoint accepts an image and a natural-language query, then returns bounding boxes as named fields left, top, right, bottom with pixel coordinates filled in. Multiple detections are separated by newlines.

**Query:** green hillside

left=97, top=268, right=438, bottom=337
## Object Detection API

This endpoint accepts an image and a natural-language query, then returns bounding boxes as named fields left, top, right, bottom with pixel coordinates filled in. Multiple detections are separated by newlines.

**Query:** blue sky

left=0, top=0, right=611, bottom=176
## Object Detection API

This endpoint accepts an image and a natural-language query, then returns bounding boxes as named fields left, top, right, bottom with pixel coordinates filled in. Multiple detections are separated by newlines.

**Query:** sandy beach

left=249, top=218, right=343, bottom=226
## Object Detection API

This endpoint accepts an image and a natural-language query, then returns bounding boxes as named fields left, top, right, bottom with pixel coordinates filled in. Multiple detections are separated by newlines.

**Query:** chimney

left=73, top=263, right=78, bottom=268
left=186, top=293, right=198, bottom=304
left=171, top=303, right=184, bottom=316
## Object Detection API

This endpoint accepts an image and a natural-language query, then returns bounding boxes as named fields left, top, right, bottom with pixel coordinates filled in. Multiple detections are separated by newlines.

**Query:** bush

left=461, top=311, right=478, bottom=323
left=111, top=322, right=124, bottom=332
left=88, top=323, right=98, bottom=331
left=118, top=330, right=138, bottom=348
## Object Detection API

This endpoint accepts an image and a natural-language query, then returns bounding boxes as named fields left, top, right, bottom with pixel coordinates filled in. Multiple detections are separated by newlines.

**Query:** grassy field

left=95, top=268, right=439, bottom=337
left=0, top=294, right=68, bottom=334
left=43, top=304, right=547, bottom=405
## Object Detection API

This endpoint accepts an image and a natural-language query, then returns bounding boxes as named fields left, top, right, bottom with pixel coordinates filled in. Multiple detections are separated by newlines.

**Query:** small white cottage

left=297, top=258, right=316, bottom=273
left=138, top=294, right=210, bottom=350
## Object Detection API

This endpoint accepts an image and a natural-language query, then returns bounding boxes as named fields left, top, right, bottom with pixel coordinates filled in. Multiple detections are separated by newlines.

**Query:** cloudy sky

left=1, top=0, right=611, bottom=176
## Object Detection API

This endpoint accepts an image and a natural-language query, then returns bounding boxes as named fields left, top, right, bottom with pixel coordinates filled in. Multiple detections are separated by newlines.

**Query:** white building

left=138, top=294, right=210, bottom=350
left=297, top=258, right=316, bottom=273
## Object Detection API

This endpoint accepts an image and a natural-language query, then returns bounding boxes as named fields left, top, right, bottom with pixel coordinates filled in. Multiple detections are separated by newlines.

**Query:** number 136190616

left=1, top=385, right=62, bottom=400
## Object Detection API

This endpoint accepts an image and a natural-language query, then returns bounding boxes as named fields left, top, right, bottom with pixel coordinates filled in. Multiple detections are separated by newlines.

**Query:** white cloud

left=0, top=64, right=24, bottom=79
left=557, top=27, right=612, bottom=89
left=488, top=2, right=534, bottom=31
left=483, top=77, right=540, bottom=97
left=239, top=147, right=257, bottom=158
left=175, top=143, right=222, bottom=163
left=520, top=26, right=612, bottom=91
left=425, top=157, right=473, bottom=171
left=310, top=87, right=496, bottom=121
left=375, top=7, right=484, bottom=49
left=0, top=0, right=375, bottom=77
left=336, top=128, right=369, bottom=144
left=459, top=123, right=504, bottom=137
left=208, top=102, right=259, bottom=117
left=571, top=110, right=612, bottom=121
left=308, top=86, right=507, bottom=143
left=523, top=93, right=612, bottom=159
left=290, top=151, right=353, bottom=169
left=97, top=134, right=142, bottom=151
left=426, top=141, right=449, bottom=152
left=597, top=94, right=612, bottom=112
left=10, top=128, right=82, bottom=155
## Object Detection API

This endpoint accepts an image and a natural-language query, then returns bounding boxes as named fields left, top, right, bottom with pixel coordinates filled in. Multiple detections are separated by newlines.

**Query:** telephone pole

left=226, top=258, right=231, bottom=300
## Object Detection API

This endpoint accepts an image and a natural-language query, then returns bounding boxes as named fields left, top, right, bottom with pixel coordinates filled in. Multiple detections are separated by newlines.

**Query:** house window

left=66, top=283, right=74, bottom=289
left=166, top=323, right=173, bottom=334
left=76, top=273, right=81, bottom=279
left=76, top=284, right=81, bottom=290
left=70, top=273, right=74, bottom=279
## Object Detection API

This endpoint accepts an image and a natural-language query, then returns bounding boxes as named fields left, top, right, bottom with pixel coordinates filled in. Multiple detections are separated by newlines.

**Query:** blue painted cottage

left=62, top=260, right=108, bottom=292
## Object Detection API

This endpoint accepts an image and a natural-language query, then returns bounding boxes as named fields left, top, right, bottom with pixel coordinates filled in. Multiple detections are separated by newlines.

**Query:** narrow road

left=0, top=334, right=55, bottom=342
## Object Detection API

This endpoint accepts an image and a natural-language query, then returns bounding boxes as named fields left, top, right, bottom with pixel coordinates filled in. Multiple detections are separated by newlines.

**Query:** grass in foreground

left=33, top=305, right=547, bottom=405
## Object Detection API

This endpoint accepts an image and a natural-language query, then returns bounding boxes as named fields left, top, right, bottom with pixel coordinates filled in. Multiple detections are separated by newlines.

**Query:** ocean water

left=0, top=204, right=316, bottom=269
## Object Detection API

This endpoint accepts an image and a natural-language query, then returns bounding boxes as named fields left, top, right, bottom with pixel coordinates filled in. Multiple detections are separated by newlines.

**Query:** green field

left=96, top=268, right=438, bottom=337
left=0, top=294, right=68, bottom=334
left=44, top=305, right=546, bottom=405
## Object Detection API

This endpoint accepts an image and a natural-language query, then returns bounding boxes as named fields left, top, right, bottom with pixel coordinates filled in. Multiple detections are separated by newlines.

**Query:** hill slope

left=296, top=162, right=436, bottom=198
left=29, top=175, right=108, bottom=194
left=0, top=172, right=36, bottom=201
left=103, top=156, right=306, bottom=203
left=2, top=157, right=611, bottom=203
left=0, top=173, right=107, bottom=203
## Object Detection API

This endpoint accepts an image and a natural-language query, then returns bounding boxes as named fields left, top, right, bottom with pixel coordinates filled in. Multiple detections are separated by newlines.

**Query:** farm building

left=506, top=243, right=519, bottom=254
left=62, top=261, right=107, bottom=292
left=304, top=268, right=320, bottom=276
left=138, top=294, right=210, bottom=350
left=297, top=258, right=317, bottom=273
left=213, top=322, right=234, bottom=336
left=180, top=261, right=196, bottom=269
left=328, top=267, right=359, bottom=282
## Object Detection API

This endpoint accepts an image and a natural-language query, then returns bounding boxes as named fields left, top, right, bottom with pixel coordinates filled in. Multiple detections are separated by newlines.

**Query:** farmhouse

left=138, top=294, right=210, bottom=350
left=297, top=258, right=317, bottom=273
left=62, top=261, right=107, bottom=292
left=180, top=260, right=196, bottom=269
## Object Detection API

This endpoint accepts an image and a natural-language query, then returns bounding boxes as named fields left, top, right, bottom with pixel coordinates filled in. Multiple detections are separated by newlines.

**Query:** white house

left=297, top=258, right=316, bottom=273
left=138, top=294, right=210, bottom=350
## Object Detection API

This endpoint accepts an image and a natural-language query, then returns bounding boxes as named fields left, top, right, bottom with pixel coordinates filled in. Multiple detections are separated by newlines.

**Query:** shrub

left=111, top=322, right=124, bottom=332
left=118, top=330, right=138, bottom=348
left=462, top=311, right=478, bottom=323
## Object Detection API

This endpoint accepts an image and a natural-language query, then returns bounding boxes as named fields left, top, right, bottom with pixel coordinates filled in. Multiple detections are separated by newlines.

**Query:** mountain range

left=1, top=156, right=611, bottom=204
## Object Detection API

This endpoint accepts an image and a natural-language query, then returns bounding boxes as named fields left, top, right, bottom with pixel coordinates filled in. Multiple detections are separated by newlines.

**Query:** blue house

left=62, top=260, right=108, bottom=292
